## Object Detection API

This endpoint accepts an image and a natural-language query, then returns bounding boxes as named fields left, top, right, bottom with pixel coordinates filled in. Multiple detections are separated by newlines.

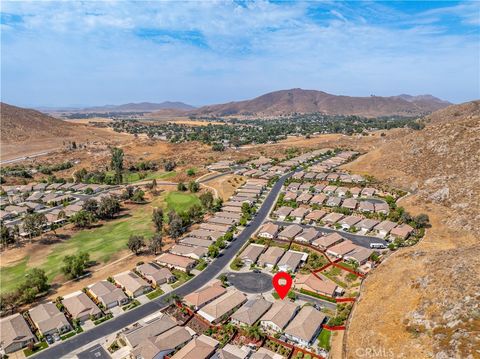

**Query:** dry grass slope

left=342, top=101, right=480, bottom=359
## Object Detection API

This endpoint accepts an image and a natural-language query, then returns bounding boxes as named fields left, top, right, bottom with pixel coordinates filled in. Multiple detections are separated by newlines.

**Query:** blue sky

left=1, top=1, right=479, bottom=107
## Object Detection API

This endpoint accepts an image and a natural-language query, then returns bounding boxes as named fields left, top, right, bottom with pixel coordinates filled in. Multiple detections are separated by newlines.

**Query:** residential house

left=198, top=290, right=247, bottom=324
left=114, top=271, right=151, bottom=298
left=294, top=273, right=338, bottom=297
left=361, top=187, right=376, bottom=197
left=295, top=227, right=320, bottom=243
left=284, top=306, right=326, bottom=347
left=373, top=221, right=397, bottom=238
left=335, top=187, right=348, bottom=197
left=296, top=193, right=312, bottom=204
left=231, top=297, right=272, bottom=326
left=0, top=314, right=36, bottom=353
left=216, top=211, right=242, bottom=220
left=137, top=263, right=176, bottom=287
left=349, top=187, right=362, bottom=198
left=309, top=193, right=327, bottom=206
left=283, top=192, right=298, bottom=202
left=325, top=196, right=342, bottom=207
left=156, top=253, right=197, bottom=273
left=180, top=237, right=213, bottom=248
left=252, top=348, right=283, bottom=359
left=304, top=210, right=326, bottom=223
left=222, top=206, right=242, bottom=213
left=341, top=198, right=358, bottom=210
left=277, top=250, right=308, bottom=272
left=28, top=302, right=71, bottom=336
left=4, top=205, right=28, bottom=216
left=183, top=283, right=227, bottom=310
left=257, top=247, right=285, bottom=268
left=344, top=247, right=373, bottom=265
left=88, top=280, right=129, bottom=309
left=170, top=335, right=219, bottom=359
left=189, top=229, right=225, bottom=241
left=322, top=212, right=344, bottom=225
left=215, top=344, right=250, bottom=359
left=131, top=326, right=192, bottom=359
left=290, top=207, right=309, bottom=222
left=312, top=232, right=345, bottom=250
left=313, top=184, right=325, bottom=193
left=257, top=222, right=279, bottom=239
left=374, top=202, right=390, bottom=214
left=338, top=215, right=362, bottom=230
left=358, top=201, right=375, bottom=213
left=208, top=216, right=237, bottom=226
left=326, top=240, right=357, bottom=258
left=274, top=206, right=292, bottom=221
left=322, top=185, right=337, bottom=195
left=62, top=292, right=102, bottom=322
left=356, top=218, right=380, bottom=232
left=200, top=223, right=231, bottom=233
left=239, top=244, right=265, bottom=265
left=390, top=224, right=414, bottom=240
left=277, top=224, right=303, bottom=240
left=259, top=301, right=299, bottom=333
left=122, top=314, right=177, bottom=349
left=170, top=244, right=208, bottom=260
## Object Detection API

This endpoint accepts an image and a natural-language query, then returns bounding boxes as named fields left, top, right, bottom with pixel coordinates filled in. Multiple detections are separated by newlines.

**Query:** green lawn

left=164, top=191, right=200, bottom=213
left=0, top=257, right=30, bottom=294
left=23, top=341, right=48, bottom=357
left=146, top=288, right=164, bottom=300
left=317, top=329, right=331, bottom=350
left=105, top=170, right=176, bottom=184
left=171, top=270, right=194, bottom=288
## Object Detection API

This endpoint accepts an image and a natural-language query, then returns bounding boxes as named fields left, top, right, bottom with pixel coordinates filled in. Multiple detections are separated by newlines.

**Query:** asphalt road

left=35, top=171, right=292, bottom=358
left=226, top=272, right=273, bottom=294
left=272, top=221, right=388, bottom=248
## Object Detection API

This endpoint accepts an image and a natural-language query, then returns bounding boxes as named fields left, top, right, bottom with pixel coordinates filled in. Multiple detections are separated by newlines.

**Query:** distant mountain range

left=187, top=88, right=451, bottom=117
left=39, top=101, right=196, bottom=113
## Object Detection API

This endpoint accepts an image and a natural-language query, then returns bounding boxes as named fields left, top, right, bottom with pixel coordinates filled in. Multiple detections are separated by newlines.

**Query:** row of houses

left=285, top=182, right=382, bottom=201
left=239, top=243, right=308, bottom=273
left=290, top=170, right=365, bottom=184
left=184, top=283, right=328, bottom=348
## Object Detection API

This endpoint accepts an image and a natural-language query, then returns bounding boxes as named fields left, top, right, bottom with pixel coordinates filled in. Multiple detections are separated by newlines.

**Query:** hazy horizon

left=1, top=1, right=479, bottom=108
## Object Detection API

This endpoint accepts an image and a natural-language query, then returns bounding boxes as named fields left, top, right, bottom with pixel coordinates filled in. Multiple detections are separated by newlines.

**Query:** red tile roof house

left=290, top=207, right=309, bottom=222
left=274, top=206, right=293, bottom=221
left=326, top=240, right=358, bottom=258
left=257, top=222, right=280, bottom=239
left=304, top=209, right=326, bottom=224
left=373, top=220, right=398, bottom=238
left=344, top=247, right=373, bottom=265
left=312, top=232, right=345, bottom=250
left=294, top=272, right=338, bottom=297
left=338, top=215, right=362, bottom=230
left=358, top=201, right=375, bottom=213
left=349, top=187, right=362, bottom=197
left=390, top=224, right=415, bottom=240
left=322, top=185, right=338, bottom=195
left=335, top=187, right=349, bottom=197
left=183, top=283, right=227, bottom=310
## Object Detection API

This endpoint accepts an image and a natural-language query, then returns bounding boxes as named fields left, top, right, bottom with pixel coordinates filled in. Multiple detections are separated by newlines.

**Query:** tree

left=149, top=232, right=163, bottom=255
left=212, top=198, right=223, bottom=212
left=177, top=182, right=187, bottom=191
left=208, top=244, right=219, bottom=258
left=70, top=210, right=96, bottom=228
left=97, top=196, right=121, bottom=219
left=215, top=238, right=226, bottom=249
left=131, top=189, right=145, bottom=202
left=186, top=204, right=203, bottom=223
left=127, top=235, right=145, bottom=254
left=164, top=161, right=176, bottom=172
left=200, top=191, right=214, bottom=210
left=110, top=147, right=124, bottom=184
left=241, top=202, right=251, bottom=216
left=24, top=268, right=50, bottom=294
left=152, top=208, right=164, bottom=232
left=167, top=211, right=185, bottom=239
left=23, top=212, right=47, bottom=239
left=122, top=186, right=135, bottom=200
left=188, top=181, right=200, bottom=193
left=414, top=213, right=430, bottom=228
left=245, top=325, right=263, bottom=340
left=82, top=198, right=98, bottom=214
left=0, top=223, right=13, bottom=247
left=61, top=252, right=90, bottom=279
left=186, top=168, right=196, bottom=176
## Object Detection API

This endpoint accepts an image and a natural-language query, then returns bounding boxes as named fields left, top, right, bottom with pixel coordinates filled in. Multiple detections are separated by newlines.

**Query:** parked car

left=45, top=335, right=54, bottom=344
left=253, top=269, right=261, bottom=273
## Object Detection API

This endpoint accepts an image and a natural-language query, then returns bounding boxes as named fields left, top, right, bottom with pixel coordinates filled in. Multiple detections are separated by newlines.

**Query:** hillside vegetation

left=342, top=101, right=480, bottom=359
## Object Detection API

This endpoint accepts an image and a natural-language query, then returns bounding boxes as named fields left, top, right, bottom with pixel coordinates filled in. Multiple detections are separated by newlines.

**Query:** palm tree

left=245, top=325, right=263, bottom=341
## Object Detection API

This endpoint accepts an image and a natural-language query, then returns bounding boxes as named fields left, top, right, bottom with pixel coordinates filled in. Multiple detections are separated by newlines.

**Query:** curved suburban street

left=34, top=171, right=292, bottom=358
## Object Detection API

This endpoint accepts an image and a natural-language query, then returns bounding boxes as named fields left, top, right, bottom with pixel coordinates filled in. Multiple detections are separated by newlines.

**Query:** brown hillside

left=191, top=88, right=451, bottom=117
left=342, top=101, right=480, bottom=358
left=1, top=102, right=79, bottom=143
